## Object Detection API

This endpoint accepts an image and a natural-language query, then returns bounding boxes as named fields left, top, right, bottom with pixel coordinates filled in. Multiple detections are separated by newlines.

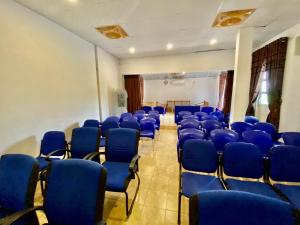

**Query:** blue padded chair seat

left=275, top=184, right=300, bottom=209
left=36, top=156, right=60, bottom=170
left=140, top=130, right=154, bottom=138
left=103, top=161, right=130, bottom=192
left=182, top=172, right=223, bottom=198
left=100, top=138, right=106, bottom=147
left=226, top=179, right=280, bottom=199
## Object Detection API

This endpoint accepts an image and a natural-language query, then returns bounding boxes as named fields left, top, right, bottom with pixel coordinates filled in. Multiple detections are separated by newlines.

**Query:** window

left=259, top=72, right=268, bottom=105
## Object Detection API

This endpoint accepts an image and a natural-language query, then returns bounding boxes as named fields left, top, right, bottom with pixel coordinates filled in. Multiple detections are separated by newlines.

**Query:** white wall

left=97, top=47, right=122, bottom=119
left=0, top=1, right=100, bottom=156
left=120, top=50, right=235, bottom=75
left=144, top=76, right=219, bottom=107
left=258, top=23, right=300, bottom=132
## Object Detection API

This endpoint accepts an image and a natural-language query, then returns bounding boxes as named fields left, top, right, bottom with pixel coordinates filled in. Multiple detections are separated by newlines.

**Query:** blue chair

left=178, top=140, right=224, bottom=224
left=122, top=116, right=138, bottom=122
left=177, top=129, right=205, bottom=161
left=222, top=142, right=281, bottom=200
left=194, top=111, right=207, bottom=121
left=282, top=132, right=300, bottom=147
left=201, top=106, right=214, bottom=114
left=1, top=159, right=107, bottom=225
left=253, top=122, right=282, bottom=142
left=100, top=119, right=119, bottom=147
left=135, top=110, right=145, bottom=114
left=148, top=114, right=160, bottom=132
left=0, top=154, right=39, bottom=225
left=210, top=129, right=239, bottom=153
left=200, top=120, right=222, bottom=137
left=86, top=128, right=140, bottom=216
left=120, top=113, right=133, bottom=123
left=83, top=119, right=100, bottom=128
left=178, top=119, right=201, bottom=135
left=242, top=130, right=274, bottom=156
left=142, top=106, right=152, bottom=113
left=105, top=116, right=120, bottom=122
left=36, top=131, right=67, bottom=170
left=231, top=122, right=254, bottom=140
left=210, top=111, right=225, bottom=122
left=120, top=120, right=140, bottom=131
left=245, top=115, right=259, bottom=124
left=189, top=191, right=296, bottom=225
left=153, top=106, right=165, bottom=115
left=201, top=115, right=218, bottom=121
left=177, top=111, right=192, bottom=124
left=134, top=113, right=146, bottom=123
left=269, top=145, right=300, bottom=209
left=140, top=118, right=156, bottom=148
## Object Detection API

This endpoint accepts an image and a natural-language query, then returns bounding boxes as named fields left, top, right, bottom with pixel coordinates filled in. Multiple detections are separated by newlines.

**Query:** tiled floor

left=35, top=113, right=189, bottom=225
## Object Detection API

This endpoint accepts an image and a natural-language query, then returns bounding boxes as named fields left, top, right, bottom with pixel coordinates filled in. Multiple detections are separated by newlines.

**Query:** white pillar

left=230, top=27, right=253, bottom=122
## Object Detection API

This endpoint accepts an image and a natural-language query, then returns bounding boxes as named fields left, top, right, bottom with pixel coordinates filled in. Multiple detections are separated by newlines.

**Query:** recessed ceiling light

left=182, top=72, right=186, bottom=75
left=129, top=47, right=135, bottom=54
left=210, top=39, right=217, bottom=45
left=167, top=43, right=174, bottom=50
left=67, top=0, right=78, bottom=3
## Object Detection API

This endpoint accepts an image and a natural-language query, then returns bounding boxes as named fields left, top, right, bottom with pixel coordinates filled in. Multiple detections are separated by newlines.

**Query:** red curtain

left=265, top=37, right=288, bottom=128
left=124, top=75, right=144, bottom=113
left=217, top=70, right=234, bottom=115
left=223, top=70, right=234, bottom=115
left=246, top=46, right=268, bottom=115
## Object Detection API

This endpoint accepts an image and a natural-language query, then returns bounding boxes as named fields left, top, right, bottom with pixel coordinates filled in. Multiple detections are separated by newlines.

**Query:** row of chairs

left=141, top=105, right=166, bottom=114
left=178, top=139, right=300, bottom=224
left=0, top=127, right=142, bottom=224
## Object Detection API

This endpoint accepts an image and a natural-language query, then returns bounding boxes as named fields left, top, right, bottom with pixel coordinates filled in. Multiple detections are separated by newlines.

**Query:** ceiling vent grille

left=212, top=9, right=255, bottom=28
left=95, top=25, right=128, bottom=39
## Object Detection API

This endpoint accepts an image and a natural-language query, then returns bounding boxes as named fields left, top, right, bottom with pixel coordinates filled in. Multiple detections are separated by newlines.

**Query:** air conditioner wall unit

left=170, top=79, right=185, bottom=85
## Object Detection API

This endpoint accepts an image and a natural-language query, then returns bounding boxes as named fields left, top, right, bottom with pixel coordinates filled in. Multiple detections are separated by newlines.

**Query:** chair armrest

left=0, top=206, right=43, bottom=225
left=83, top=151, right=105, bottom=161
left=129, top=155, right=140, bottom=173
left=45, top=149, right=69, bottom=161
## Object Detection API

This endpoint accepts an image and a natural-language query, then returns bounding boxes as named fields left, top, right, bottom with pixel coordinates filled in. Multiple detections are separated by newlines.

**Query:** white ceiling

left=15, top=0, right=300, bottom=59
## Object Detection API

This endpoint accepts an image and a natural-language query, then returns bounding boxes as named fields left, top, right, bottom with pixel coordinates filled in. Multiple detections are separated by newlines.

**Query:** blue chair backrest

left=242, top=130, right=273, bottom=155
left=106, top=128, right=139, bottom=163
left=194, top=111, right=208, bottom=120
left=122, top=116, right=138, bottom=122
left=134, top=113, right=146, bottom=122
left=182, top=115, right=199, bottom=120
left=83, top=119, right=100, bottom=128
left=178, top=130, right=205, bottom=149
left=210, top=111, right=225, bottom=121
left=201, top=115, right=219, bottom=121
left=201, top=106, right=214, bottom=114
left=153, top=106, right=165, bottom=114
left=135, top=110, right=145, bottom=114
left=282, top=132, right=300, bottom=147
left=253, top=122, right=277, bottom=139
left=178, top=111, right=192, bottom=117
left=140, top=120, right=155, bottom=132
left=223, top=142, right=264, bottom=179
left=269, top=145, right=300, bottom=182
left=120, top=112, right=133, bottom=118
left=45, top=159, right=107, bottom=225
left=201, top=120, right=222, bottom=136
left=210, top=129, right=239, bottom=152
left=40, top=131, right=66, bottom=156
left=105, top=116, right=120, bottom=122
left=180, top=119, right=200, bottom=129
left=71, top=127, right=100, bottom=159
left=101, top=120, right=119, bottom=137
left=182, top=140, right=218, bottom=173
left=120, top=121, right=140, bottom=131
left=142, top=106, right=152, bottom=113
left=0, top=154, right=39, bottom=213
left=231, top=122, right=254, bottom=139
left=245, top=115, right=259, bottom=124
left=148, top=114, right=160, bottom=126
left=189, top=191, right=296, bottom=225
left=148, top=110, right=159, bottom=115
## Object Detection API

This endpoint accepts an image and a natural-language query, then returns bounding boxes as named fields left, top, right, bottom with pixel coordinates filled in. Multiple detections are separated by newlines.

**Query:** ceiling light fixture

left=182, top=72, right=186, bottom=75
left=167, top=43, right=174, bottom=50
left=210, top=39, right=217, bottom=45
left=129, top=47, right=135, bottom=54
left=67, top=0, right=78, bottom=3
